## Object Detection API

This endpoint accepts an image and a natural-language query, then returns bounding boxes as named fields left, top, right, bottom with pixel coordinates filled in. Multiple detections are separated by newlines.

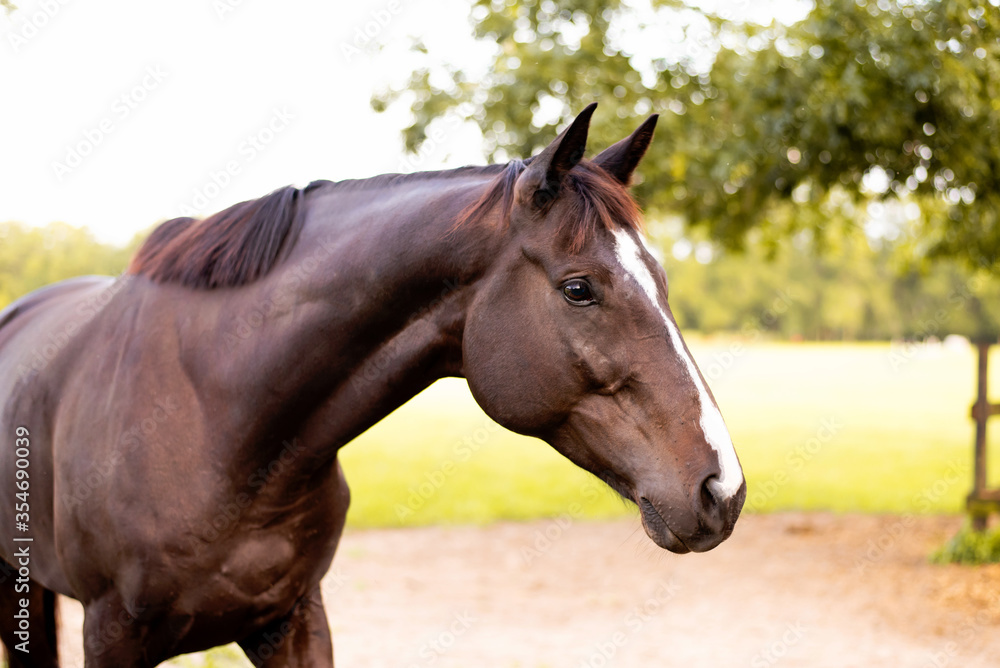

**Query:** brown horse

left=0, top=104, right=745, bottom=666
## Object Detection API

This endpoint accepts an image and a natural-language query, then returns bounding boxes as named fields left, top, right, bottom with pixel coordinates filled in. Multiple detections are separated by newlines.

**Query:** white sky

left=0, top=0, right=808, bottom=246
left=0, top=0, right=493, bottom=245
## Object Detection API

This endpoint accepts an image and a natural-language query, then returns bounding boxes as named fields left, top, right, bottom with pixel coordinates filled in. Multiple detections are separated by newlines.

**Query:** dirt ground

left=54, top=513, right=1000, bottom=667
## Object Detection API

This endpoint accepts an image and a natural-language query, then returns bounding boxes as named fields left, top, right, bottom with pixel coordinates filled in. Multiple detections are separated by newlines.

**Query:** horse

left=0, top=103, right=745, bottom=666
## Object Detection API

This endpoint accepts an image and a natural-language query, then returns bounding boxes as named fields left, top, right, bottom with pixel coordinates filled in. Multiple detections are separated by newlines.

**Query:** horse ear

left=593, top=114, right=658, bottom=185
left=517, top=103, right=597, bottom=209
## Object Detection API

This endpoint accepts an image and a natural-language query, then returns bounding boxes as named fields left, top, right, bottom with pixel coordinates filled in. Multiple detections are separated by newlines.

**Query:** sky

left=0, top=0, right=809, bottom=246
left=0, top=0, right=492, bottom=245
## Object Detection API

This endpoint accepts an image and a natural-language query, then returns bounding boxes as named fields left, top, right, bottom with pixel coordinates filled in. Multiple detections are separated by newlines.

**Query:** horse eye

left=562, top=279, right=595, bottom=305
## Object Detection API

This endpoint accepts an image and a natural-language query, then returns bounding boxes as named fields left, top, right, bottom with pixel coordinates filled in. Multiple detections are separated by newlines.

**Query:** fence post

left=971, top=342, right=990, bottom=530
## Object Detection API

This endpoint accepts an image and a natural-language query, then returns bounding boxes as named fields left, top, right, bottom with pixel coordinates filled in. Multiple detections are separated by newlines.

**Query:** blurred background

left=2, top=0, right=1000, bottom=665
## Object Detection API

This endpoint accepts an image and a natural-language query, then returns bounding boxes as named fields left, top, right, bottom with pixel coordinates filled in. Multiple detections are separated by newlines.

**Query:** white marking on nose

left=612, top=228, right=744, bottom=498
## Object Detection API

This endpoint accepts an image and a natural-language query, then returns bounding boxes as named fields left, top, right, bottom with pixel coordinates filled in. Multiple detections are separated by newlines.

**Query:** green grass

left=339, top=379, right=632, bottom=528
left=165, top=647, right=248, bottom=667
left=338, top=340, right=1000, bottom=527
left=931, top=521, right=1000, bottom=564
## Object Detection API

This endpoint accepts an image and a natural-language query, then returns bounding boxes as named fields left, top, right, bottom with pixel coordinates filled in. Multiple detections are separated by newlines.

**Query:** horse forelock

left=454, top=158, right=644, bottom=252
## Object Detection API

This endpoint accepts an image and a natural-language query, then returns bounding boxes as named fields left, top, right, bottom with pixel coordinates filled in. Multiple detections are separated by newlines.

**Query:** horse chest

left=197, top=496, right=341, bottom=604
left=213, top=531, right=306, bottom=602
left=156, top=521, right=335, bottom=633
left=114, top=478, right=343, bottom=625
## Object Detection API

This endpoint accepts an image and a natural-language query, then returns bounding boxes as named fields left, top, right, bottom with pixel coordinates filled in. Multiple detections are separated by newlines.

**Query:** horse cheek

left=463, top=299, right=567, bottom=437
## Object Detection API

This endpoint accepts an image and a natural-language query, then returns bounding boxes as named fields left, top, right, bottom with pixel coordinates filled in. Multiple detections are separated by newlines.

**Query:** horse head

left=462, top=104, right=746, bottom=553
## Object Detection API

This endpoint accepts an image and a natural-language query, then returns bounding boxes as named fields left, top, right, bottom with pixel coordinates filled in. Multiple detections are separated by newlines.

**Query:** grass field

left=338, top=339, right=1000, bottom=527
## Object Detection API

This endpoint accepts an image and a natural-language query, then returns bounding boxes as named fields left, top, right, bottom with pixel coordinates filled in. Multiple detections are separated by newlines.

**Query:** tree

left=374, top=0, right=1000, bottom=269
left=0, top=222, right=135, bottom=310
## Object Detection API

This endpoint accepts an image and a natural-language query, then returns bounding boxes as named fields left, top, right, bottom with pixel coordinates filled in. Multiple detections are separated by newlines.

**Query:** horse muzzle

left=638, top=476, right=747, bottom=554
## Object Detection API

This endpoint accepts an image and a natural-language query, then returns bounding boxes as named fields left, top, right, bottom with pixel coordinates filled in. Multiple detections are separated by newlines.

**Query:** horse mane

left=128, top=185, right=305, bottom=289
left=454, top=159, right=644, bottom=252
left=128, top=160, right=641, bottom=289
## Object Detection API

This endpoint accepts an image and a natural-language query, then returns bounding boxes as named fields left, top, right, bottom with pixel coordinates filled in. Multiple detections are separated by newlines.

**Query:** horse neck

left=187, top=173, right=504, bottom=473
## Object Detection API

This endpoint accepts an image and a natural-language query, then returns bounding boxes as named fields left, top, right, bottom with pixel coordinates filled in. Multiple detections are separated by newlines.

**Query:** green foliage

left=660, top=223, right=1000, bottom=340
left=375, top=0, right=1000, bottom=269
left=0, top=221, right=139, bottom=311
left=931, top=521, right=1000, bottom=564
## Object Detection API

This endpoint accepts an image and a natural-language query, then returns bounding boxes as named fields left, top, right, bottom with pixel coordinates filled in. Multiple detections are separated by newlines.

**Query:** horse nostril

left=699, top=474, right=724, bottom=519
left=701, top=475, right=719, bottom=511
left=697, top=474, right=746, bottom=538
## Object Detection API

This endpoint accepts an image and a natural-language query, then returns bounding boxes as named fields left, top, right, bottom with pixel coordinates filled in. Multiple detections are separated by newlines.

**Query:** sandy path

left=53, top=513, right=1000, bottom=667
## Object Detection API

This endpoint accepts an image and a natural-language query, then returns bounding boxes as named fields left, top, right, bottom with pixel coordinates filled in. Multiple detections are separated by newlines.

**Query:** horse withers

left=0, top=103, right=745, bottom=666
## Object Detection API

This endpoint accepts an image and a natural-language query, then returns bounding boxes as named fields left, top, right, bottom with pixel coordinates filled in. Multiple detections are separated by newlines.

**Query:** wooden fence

left=968, top=341, right=1000, bottom=530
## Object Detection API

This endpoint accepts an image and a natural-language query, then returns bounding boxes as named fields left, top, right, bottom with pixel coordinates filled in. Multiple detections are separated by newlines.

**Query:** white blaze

left=613, top=228, right=744, bottom=498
